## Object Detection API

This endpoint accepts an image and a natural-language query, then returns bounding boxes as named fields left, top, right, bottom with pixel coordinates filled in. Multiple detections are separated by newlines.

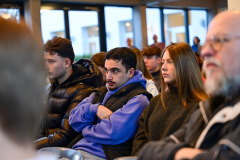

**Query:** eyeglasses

left=203, top=35, right=240, bottom=52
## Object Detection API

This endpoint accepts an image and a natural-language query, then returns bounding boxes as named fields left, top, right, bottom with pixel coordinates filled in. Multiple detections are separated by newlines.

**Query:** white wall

left=228, top=0, right=240, bottom=10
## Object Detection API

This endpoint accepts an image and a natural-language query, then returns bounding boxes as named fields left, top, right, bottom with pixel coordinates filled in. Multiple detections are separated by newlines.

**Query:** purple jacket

left=69, top=70, right=150, bottom=158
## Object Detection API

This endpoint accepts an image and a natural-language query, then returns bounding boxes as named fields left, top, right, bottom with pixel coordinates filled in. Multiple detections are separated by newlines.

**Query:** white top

left=146, top=79, right=159, bottom=97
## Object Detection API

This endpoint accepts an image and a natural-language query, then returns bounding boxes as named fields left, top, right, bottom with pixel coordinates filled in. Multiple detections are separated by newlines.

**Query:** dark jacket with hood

left=69, top=70, right=151, bottom=159
left=35, top=59, right=103, bottom=149
left=138, top=94, right=240, bottom=160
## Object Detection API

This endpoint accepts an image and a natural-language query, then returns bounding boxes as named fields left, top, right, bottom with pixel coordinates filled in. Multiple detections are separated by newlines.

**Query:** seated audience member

left=138, top=11, right=240, bottom=160
left=142, top=46, right=162, bottom=91
left=126, top=38, right=136, bottom=49
left=151, top=34, right=165, bottom=50
left=191, top=36, right=202, bottom=53
left=34, top=37, right=103, bottom=149
left=0, top=18, right=57, bottom=160
left=132, top=48, right=159, bottom=96
left=132, top=43, right=208, bottom=156
left=69, top=47, right=152, bottom=160
left=90, top=52, right=107, bottom=84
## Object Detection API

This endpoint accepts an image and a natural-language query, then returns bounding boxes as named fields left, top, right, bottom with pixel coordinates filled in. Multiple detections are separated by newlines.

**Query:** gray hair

left=0, top=18, right=46, bottom=145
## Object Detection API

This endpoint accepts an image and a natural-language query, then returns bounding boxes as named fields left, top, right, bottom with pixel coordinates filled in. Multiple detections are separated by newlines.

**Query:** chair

left=114, top=156, right=137, bottom=160
left=38, top=147, right=84, bottom=160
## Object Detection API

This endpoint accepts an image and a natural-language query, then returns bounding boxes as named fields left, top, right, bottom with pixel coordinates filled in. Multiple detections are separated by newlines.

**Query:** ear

left=64, top=58, right=72, bottom=68
left=128, top=68, right=135, bottom=78
left=157, top=57, right=161, bottom=64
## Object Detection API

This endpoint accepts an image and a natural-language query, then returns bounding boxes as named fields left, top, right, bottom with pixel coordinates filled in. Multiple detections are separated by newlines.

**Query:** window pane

left=41, top=10, right=65, bottom=43
left=0, top=8, right=20, bottom=21
left=105, top=6, right=133, bottom=50
left=188, top=10, right=207, bottom=47
left=163, top=9, right=185, bottom=45
left=69, top=11, right=99, bottom=58
left=146, top=8, right=162, bottom=46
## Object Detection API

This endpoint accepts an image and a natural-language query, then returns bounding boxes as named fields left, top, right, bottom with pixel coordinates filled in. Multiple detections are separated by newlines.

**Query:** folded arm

left=82, top=95, right=149, bottom=145
left=69, top=93, right=99, bottom=132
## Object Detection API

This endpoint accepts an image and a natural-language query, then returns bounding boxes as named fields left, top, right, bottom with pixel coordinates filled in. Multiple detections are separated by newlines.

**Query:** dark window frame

left=147, top=6, right=208, bottom=44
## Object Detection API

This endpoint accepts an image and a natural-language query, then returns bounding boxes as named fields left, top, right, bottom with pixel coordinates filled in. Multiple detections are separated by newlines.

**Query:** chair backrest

left=38, top=147, right=84, bottom=160
left=114, top=156, right=137, bottom=160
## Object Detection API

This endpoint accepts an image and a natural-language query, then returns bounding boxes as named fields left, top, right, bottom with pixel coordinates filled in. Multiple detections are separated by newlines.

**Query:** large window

left=146, top=8, right=207, bottom=47
left=0, top=7, right=20, bottom=21
left=105, top=6, right=133, bottom=50
left=146, top=8, right=162, bottom=46
left=40, top=4, right=208, bottom=59
left=69, top=11, right=99, bottom=56
left=188, top=10, right=207, bottom=46
left=164, top=9, right=185, bottom=45
left=41, top=10, right=65, bottom=43
left=41, top=7, right=101, bottom=59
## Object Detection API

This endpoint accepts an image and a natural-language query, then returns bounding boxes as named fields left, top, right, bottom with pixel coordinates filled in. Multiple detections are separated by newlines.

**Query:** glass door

left=41, top=10, right=66, bottom=43
left=41, top=4, right=101, bottom=60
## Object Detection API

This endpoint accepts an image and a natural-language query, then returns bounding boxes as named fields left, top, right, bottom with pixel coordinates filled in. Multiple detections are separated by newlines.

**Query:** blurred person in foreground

left=0, top=18, right=56, bottom=160
left=138, top=10, right=240, bottom=160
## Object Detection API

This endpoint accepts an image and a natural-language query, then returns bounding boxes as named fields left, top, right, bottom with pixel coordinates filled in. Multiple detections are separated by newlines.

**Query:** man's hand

left=175, top=148, right=203, bottom=160
left=97, top=105, right=113, bottom=120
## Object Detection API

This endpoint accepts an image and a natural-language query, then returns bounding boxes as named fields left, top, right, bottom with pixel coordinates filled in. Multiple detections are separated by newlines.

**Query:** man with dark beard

left=69, top=47, right=152, bottom=160
left=138, top=10, right=240, bottom=160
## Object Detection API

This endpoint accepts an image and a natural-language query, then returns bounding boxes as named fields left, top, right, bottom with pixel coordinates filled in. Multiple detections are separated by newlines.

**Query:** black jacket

left=92, top=83, right=152, bottom=160
left=35, top=59, right=103, bottom=149
left=138, top=94, right=240, bottom=160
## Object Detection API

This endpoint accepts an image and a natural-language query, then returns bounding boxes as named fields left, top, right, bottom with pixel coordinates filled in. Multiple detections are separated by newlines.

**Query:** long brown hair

left=132, top=48, right=154, bottom=81
left=161, top=43, right=209, bottom=109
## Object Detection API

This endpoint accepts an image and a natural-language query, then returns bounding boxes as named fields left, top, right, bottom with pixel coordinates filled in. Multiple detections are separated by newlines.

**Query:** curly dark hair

left=106, top=47, right=137, bottom=71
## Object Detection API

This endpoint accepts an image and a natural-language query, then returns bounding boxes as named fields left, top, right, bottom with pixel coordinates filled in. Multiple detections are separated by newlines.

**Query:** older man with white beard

left=137, top=10, right=240, bottom=160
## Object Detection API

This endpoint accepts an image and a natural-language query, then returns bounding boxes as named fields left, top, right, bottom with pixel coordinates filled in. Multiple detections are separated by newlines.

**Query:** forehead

left=207, top=13, right=240, bottom=38
left=144, top=55, right=157, bottom=59
left=162, top=50, right=171, bottom=60
left=105, top=59, right=124, bottom=69
left=44, top=52, right=60, bottom=59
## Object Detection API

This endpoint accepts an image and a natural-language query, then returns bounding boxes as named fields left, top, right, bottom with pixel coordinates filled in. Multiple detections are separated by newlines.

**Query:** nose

left=161, top=62, right=167, bottom=72
left=45, top=61, right=49, bottom=70
left=144, top=57, right=147, bottom=63
left=106, top=71, right=112, bottom=81
left=201, top=41, right=215, bottom=59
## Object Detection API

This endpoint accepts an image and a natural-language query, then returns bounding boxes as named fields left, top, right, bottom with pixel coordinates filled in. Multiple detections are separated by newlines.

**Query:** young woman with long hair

left=132, top=42, right=209, bottom=156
